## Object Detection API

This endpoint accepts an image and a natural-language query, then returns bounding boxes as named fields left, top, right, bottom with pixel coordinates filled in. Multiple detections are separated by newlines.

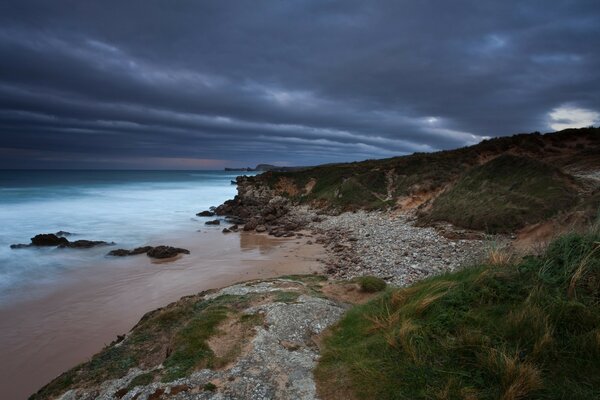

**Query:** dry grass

left=568, top=241, right=600, bottom=300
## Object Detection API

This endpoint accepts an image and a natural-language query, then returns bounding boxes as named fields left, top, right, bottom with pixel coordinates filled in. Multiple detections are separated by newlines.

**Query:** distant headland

left=224, top=163, right=308, bottom=172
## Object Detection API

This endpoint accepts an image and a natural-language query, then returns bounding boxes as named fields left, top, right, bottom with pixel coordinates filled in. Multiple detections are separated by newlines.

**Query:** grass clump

left=426, top=155, right=578, bottom=233
left=126, top=372, right=155, bottom=390
left=355, top=276, right=387, bottom=293
left=316, top=226, right=600, bottom=400
left=274, top=291, right=301, bottom=303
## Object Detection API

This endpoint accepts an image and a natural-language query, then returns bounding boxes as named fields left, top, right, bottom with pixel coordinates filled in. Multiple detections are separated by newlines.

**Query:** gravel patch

left=310, top=210, right=487, bottom=286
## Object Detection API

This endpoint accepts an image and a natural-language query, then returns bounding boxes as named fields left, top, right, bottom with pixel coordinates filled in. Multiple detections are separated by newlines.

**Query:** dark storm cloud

left=0, top=0, right=599, bottom=168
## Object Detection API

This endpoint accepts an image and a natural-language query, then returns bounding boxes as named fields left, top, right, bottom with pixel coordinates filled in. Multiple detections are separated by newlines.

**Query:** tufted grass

left=316, top=225, right=600, bottom=400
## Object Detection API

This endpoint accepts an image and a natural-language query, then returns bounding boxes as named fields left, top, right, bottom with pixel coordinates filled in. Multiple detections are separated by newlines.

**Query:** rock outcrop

left=107, top=246, right=189, bottom=259
left=10, top=234, right=112, bottom=249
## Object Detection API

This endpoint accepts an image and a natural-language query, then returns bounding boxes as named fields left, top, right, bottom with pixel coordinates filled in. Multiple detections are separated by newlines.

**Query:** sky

left=0, top=1, right=599, bottom=169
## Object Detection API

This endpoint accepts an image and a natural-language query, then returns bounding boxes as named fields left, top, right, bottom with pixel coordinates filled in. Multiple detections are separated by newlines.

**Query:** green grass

left=425, top=154, right=578, bottom=233
left=316, top=226, right=600, bottom=400
left=274, top=291, right=301, bottom=303
left=354, top=276, right=387, bottom=293
left=126, top=372, right=155, bottom=390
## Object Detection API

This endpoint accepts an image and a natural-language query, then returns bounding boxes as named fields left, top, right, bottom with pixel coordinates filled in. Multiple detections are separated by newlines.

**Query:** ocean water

left=0, top=170, right=248, bottom=306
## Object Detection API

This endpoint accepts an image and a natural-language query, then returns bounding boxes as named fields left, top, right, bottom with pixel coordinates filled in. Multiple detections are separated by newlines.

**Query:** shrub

left=356, top=276, right=387, bottom=293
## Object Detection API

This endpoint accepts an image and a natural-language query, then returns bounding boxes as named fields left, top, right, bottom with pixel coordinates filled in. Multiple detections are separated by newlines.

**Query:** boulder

left=146, top=246, right=190, bottom=259
left=31, top=234, right=69, bottom=247
left=107, top=246, right=166, bottom=257
left=9, top=243, right=30, bottom=249
left=243, top=218, right=259, bottom=231
left=107, top=249, right=131, bottom=257
left=196, top=211, right=215, bottom=217
left=255, top=225, right=267, bottom=233
left=222, top=228, right=231, bottom=233
left=60, top=240, right=112, bottom=249
left=55, top=231, right=72, bottom=237
left=205, top=220, right=221, bottom=225
left=130, top=246, right=153, bottom=255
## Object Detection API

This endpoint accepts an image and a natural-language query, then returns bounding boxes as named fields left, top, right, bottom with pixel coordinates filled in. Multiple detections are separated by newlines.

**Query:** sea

left=0, top=169, right=248, bottom=307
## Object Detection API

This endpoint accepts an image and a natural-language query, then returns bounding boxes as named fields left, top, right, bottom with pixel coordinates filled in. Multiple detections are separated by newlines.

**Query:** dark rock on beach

left=146, top=246, right=190, bottom=259
left=10, top=233, right=111, bottom=249
left=108, top=245, right=189, bottom=259
left=205, top=219, right=220, bottom=225
left=196, top=210, right=215, bottom=217
left=130, top=246, right=153, bottom=255
left=59, top=240, right=113, bottom=249
left=31, top=234, right=69, bottom=247
left=107, top=249, right=131, bottom=257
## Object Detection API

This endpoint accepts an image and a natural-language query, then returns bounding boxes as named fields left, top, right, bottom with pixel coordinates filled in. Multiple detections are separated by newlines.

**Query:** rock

left=130, top=246, right=153, bottom=255
left=146, top=246, right=190, bottom=259
left=222, top=228, right=231, bottom=233
left=107, top=249, right=131, bottom=257
left=196, top=211, right=215, bottom=217
left=255, top=225, right=267, bottom=233
left=229, top=224, right=239, bottom=231
left=31, top=234, right=69, bottom=247
left=243, top=218, right=259, bottom=231
left=55, top=231, right=72, bottom=237
left=205, top=219, right=220, bottom=225
left=60, top=240, right=112, bottom=249
left=9, top=243, right=30, bottom=249
left=107, top=246, right=174, bottom=257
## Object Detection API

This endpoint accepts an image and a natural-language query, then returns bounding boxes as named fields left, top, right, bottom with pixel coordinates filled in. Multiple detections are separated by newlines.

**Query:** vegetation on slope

left=254, top=127, right=599, bottom=231
left=29, top=293, right=264, bottom=399
left=316, top=226, right=600, bottom=400
left=425, top=154, right=578, bottom=233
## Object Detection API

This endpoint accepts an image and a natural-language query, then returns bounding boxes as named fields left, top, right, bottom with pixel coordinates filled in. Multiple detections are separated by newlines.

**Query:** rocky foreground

left=38, top=276, right=378, bottom=400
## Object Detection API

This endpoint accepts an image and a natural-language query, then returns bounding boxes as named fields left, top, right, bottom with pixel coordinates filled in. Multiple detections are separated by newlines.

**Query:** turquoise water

left=0, top=170, right=247, bottom=304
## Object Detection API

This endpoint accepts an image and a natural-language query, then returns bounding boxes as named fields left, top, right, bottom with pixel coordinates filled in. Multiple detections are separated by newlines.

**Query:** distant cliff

left=224, top=164, right=309, bottom=172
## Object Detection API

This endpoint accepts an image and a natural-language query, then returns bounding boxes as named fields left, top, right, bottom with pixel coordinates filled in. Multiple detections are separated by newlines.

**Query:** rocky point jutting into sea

left=30, top=127, right=600, bottom=400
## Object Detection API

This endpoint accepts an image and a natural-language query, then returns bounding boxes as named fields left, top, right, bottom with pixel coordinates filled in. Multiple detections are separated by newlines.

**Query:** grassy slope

left=425, top=154, right=578, bottom=233
left=257, top=127, right=599, bottom=230
left=316, top=227, right=600, bottom=400
left=30, top=293, right=260, bottom=399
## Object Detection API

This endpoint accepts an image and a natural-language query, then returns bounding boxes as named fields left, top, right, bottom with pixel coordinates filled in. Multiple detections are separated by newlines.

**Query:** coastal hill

left=31, top=127, right=600, bottom=399
left=247, top=127, right=600, bottom=233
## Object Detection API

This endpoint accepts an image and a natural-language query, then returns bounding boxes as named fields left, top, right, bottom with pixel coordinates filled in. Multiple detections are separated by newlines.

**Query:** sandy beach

left=0, top=229, right=324, bottom=399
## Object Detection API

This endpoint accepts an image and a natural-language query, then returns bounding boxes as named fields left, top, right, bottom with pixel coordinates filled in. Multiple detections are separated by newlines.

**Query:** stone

left=205, top=219, right=220, bottom=225
left=60, top=240, right=112, bottom=249
left=146, top=246, right=190, bottom=259
left=31, top=233, right=69, bottom=247
left=255, top=225, right=267, bottom=233
left=196, top=211, right=215, bottom=217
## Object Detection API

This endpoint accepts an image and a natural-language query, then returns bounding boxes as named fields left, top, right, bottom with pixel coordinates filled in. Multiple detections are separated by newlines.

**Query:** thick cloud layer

left=1, top=1, right=599, bottom=168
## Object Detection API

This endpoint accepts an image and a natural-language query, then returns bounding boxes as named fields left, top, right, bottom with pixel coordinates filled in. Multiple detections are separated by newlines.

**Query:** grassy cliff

left=316, top=226, right=600, bottom=400
left=254, top=127, right=599, bottom=232
left=425, top=155, right=578, bottom=233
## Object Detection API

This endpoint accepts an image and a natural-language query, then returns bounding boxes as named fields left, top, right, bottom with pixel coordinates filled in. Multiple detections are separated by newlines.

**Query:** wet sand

left=0, top=229, right=324, bottom=399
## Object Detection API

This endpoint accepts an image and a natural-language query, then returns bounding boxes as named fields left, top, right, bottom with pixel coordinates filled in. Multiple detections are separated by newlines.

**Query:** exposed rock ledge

left=38, top=277, right=376, bottom=400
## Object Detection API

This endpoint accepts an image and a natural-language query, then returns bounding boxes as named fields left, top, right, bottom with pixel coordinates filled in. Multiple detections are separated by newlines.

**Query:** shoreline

left=0, top=228, right=324, bottom=400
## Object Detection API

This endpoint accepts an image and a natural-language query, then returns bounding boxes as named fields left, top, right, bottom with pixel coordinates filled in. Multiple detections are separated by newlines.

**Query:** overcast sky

left=0, top=1, right=599, bottom=169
